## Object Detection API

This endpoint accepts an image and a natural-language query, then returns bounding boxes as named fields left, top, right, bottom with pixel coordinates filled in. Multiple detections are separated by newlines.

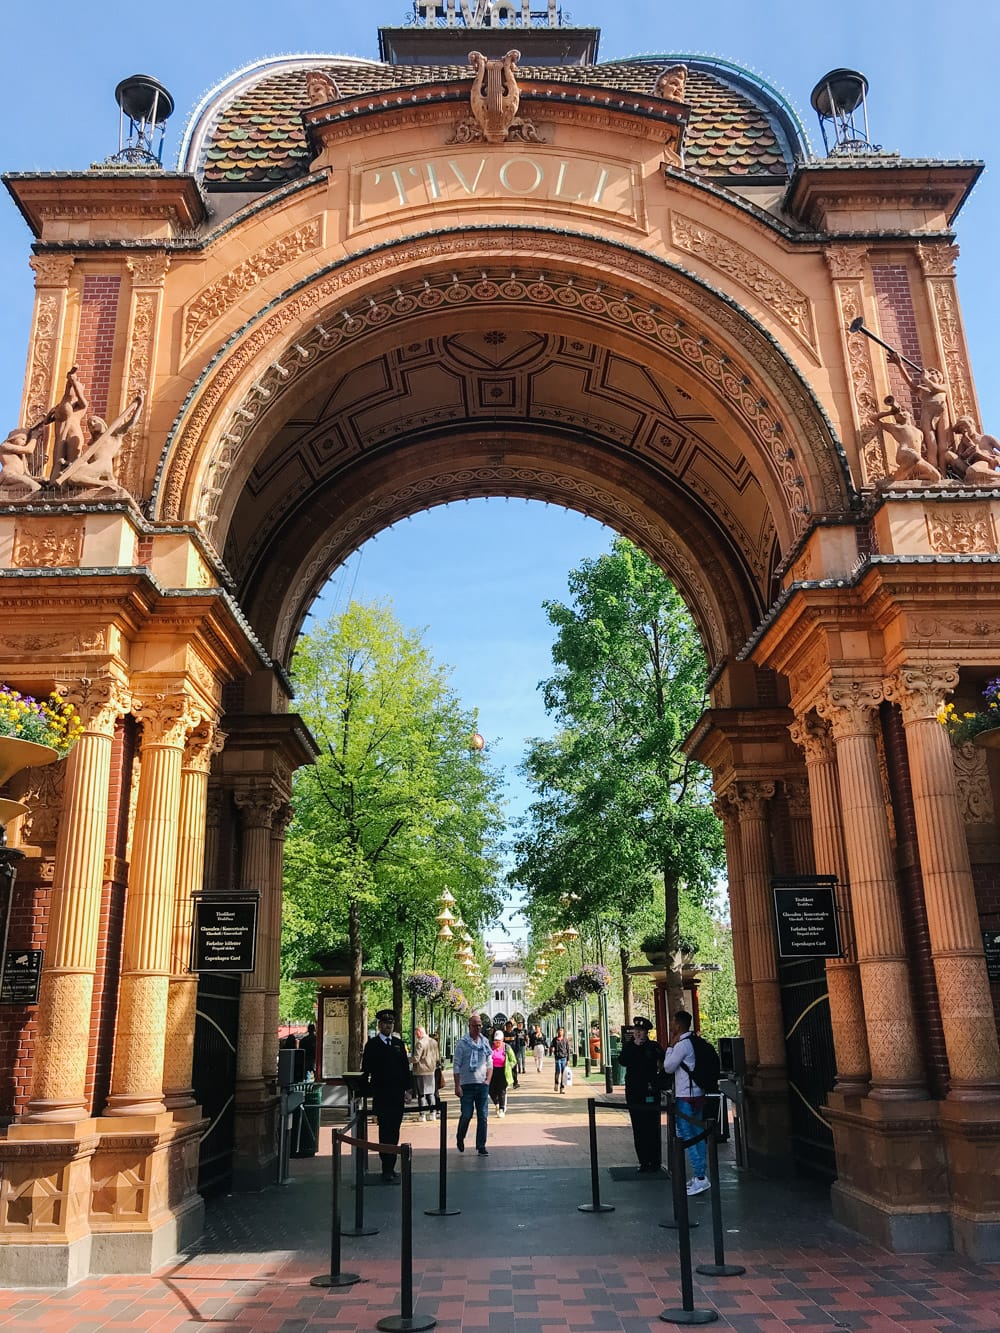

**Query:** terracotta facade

left=1, top=15, right=1000, bottom=1280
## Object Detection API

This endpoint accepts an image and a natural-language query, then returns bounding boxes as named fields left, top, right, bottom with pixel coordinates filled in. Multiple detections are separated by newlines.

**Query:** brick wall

left=871, top=264, right=922, bottom=420
left=0, top=860, right=51, bottom=1120
left=74, top=274, right=121, bottom=420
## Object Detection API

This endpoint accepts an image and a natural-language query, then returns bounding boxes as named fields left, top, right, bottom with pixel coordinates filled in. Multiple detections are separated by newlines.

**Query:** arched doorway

left=1, top=14, right=999, bottom=1279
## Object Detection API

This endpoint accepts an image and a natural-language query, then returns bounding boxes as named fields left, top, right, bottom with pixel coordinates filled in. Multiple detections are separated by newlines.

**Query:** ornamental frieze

left=670, top=212, right=815, bottom=351
left=11, top=520, right=84, bottom=568
left=157, top=229, right=848, bottom=526
left=181, top=217, right=324, bottom=353
left=925, top=505, right=995, bottom=554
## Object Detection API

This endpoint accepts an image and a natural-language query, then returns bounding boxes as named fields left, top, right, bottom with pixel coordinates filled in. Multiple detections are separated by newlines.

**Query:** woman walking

left=532, top=1025, right=547, bottom=1074
left=411, top=1026, right=440, bottom=1121
left=489, top=1029, right=516, bottom=1116
left=551, top=1026, right=570, bottom=1093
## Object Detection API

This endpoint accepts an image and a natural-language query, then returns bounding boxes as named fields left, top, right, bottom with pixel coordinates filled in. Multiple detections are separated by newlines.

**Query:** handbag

left=435, top=1065, right=444, bottom=1091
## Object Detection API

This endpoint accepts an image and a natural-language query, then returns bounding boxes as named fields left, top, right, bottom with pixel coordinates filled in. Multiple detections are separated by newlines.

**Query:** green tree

left=284, top=601, right=505, bottom=1065
left=511, top=538, right=724, bottom=1018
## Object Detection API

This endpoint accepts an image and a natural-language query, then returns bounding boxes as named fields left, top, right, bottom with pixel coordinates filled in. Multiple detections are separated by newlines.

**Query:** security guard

left=361, top=1008, right=411, bottom=1182
left=618, top=1016, right=665, bottom=1173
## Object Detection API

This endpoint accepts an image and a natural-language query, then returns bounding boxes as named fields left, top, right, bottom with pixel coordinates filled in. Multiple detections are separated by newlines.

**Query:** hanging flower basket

left=405, top=971, right=443, bottom=1000
left=577, top=963, right=611, bottom=994
left=0, top=687, right=82, bottom=759
left=940, top=678, right=1000, bottom=745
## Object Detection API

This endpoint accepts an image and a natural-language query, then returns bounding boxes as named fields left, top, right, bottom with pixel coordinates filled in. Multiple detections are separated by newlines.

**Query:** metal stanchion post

left=425, top=1097, right=460, bottom=1217
left=377, top=1144, right=436, bottom=1333
left=659, top=1123, right=717, bottom=1326
left=696, top=1107, right=745, bottom=1278
left=311, top=1127, right=362, bottom=1289
left=604, top=1064, right=613, bottom=1094
left=578, top=1098, right=614, bottom=1213
left=342, top=1108, right=378, bottom=1237
left=659, top=1100, right=699, bottom=1231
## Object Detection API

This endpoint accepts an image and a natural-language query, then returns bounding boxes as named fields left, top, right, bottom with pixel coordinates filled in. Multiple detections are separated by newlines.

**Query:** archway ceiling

left=223, top=327, right=776, bottom=660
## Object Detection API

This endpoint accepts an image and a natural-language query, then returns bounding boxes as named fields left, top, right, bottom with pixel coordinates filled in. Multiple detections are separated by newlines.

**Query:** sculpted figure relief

left=948, top=417, right=1000, bottom=485
left=886, top=351, right=951, bottom=473
left=874, top=399, right=942, bottom=484
left=54, top=389, right=144, bottom=495
left=0, top=428, right=43, bottom=494
left=46, top=366, right=90, bottom=475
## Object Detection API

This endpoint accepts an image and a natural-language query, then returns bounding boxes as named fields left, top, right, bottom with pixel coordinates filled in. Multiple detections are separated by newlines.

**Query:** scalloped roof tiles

left=198, top=59, right=792, bottom=186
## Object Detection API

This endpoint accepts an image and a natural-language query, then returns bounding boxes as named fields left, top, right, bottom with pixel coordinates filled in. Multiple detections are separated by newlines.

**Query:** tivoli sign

left=414, top=0, right=562, bottom=26
left=355, top=150, right=642, bottom=228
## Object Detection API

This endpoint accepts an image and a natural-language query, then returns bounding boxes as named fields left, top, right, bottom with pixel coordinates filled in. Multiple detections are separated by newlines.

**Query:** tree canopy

left=510, top=538, right=724, bottom=1015
left=283, top=600, right=505, bottom=1062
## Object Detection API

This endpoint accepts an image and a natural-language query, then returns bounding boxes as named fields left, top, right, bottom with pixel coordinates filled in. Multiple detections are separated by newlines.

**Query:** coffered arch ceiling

left=159, top=233, right=852, bottom=668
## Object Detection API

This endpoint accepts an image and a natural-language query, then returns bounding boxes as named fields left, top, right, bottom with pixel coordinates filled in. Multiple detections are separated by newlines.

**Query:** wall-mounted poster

left=322, top=997, right=349, bottom=1078
left=0, top=949, right=43, bottom=1004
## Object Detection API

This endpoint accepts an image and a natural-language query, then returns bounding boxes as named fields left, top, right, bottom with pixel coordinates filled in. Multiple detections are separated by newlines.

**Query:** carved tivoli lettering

left=357, top=152, right=640, bottom=228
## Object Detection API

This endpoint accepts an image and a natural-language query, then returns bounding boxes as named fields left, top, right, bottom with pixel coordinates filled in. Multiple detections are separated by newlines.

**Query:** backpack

left=682, top=1032, right=721, bottom=1095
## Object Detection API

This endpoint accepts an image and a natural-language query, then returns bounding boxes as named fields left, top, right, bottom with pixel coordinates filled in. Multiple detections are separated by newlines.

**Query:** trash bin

left=293, top=1082, right=322, bottom=1157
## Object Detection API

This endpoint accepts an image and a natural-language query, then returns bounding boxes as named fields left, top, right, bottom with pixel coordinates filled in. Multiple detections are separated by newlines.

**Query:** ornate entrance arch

left=2, top=13, right=1000, bottom=1279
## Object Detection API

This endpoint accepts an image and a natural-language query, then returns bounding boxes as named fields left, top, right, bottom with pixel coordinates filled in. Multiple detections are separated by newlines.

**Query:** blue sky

left=3, top=1, right=999, bottom=938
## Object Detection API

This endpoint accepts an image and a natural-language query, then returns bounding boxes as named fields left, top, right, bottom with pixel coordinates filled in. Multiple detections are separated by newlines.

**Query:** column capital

left=788, top=712, right=834, bottom=765
left=127, top=253, right=171, bottom=287
left=233, top=783, right=283, bottom=829
left=182, top=720, right=226, bottom=774
left=885, top=664, right=959, bottom=724
left=712, top=795, right=737, bottom=831
left=133, top=687, right=204, bottom=748
left=53, top=673, right=130, bottom=737
left=271, top=801, right=294, bottom=835
left=784, top=777, right=812, bottom=819
left=29, top=255, right=75, bottom=288
left=729, top=780, right=775, bottom=818
left=824, top=243, right=869, bottom=281
left=816, top=678, right=884, bottom=739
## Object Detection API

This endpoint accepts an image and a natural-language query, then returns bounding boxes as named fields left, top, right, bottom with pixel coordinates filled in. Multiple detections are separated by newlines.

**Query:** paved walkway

left=2, top=1067, right=999, bottom=1331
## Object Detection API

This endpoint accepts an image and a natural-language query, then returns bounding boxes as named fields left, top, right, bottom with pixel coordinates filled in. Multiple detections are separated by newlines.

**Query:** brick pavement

left=0, top=1068, right=998, bottom=1331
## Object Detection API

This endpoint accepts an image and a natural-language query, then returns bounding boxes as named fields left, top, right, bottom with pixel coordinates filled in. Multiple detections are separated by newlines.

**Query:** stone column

left=25, top=676, right=129, bottom=1122
left=714, top=796, right=758, bottom=1068
left=729, top=781, right=784, bottom=1070
left=888, top=666, right=1000, bottom=1099
left=817, top=681, right=925, bottom=1098
left=789, top=714, right=871, bottom=1096
left=118, top=254, right=169, bottom=498
left=233, top=786, right=281, bottom=1091
left=104, top=689, right=200, bottom=1117
left=163, top=721, right=224, bottom=1111
left=261, top=803, right=293, bottom=1081
left=916, top=243, right=980, bottom=427
left=784, top=778, right=815, bottom=876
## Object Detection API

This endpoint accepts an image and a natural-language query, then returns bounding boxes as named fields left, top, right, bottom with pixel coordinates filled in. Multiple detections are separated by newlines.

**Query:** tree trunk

left=664, top=869, right=684, bottom=1019
left=348, top=896, right=364, bottom=1068
left=392, top=937, right=405, bottom=1031
left=619, top=943, right=633, bottom=1024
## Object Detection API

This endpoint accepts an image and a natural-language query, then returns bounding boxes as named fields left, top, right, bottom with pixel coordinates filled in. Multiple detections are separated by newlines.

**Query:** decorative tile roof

left=191, top=56, right=798, bottom=188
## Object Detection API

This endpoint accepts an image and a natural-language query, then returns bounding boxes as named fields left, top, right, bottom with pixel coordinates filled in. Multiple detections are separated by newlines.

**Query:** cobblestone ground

left=1, top=1068, right=998, bottom=1331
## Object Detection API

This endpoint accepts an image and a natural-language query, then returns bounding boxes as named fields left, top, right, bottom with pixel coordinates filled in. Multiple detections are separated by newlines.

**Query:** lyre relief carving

left=450, top=49, right=542, bottom=145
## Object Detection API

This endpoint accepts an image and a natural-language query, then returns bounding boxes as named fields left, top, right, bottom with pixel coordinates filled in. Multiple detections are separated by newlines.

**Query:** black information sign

left=192, top=898, right=259, bottom=973
left=0, top=949, right=43, bottom=1004
left=984, top=930, right=1000, bottom=983
left=772, top=876, right=842, bottom=959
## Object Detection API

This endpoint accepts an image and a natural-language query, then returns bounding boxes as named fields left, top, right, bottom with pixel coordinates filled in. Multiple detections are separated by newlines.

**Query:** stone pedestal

left=231, top=1089, right=280, bottom=1191
left=744, top=1068, right=793, bottom=1176
left=939, top=1100, right=1000, bottom=1260
left=827, top=1094, right=951, bottom=1252
left=0, top=1109, right=205, bottom=1285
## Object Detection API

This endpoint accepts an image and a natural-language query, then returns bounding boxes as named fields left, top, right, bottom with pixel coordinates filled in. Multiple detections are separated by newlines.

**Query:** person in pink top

left=488, top=1029, right=516, bottom=1116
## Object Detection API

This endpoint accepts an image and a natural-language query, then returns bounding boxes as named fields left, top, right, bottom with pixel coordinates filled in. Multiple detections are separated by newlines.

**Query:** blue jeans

left=457, top=1082, right=489, bottom=1150
left=676, top=1098, right=707, bottom=1179
left=554, top=1057, right=568, bottom=1088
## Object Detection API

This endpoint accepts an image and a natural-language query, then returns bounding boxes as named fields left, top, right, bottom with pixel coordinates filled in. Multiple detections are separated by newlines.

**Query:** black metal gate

left=192, top=972, right=240, bottom=1195
left=777, top=956, right=836, bottom=1179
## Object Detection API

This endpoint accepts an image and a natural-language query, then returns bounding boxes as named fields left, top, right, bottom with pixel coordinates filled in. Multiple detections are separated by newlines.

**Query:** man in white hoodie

left=663, top=1010, right=710, bottom=1196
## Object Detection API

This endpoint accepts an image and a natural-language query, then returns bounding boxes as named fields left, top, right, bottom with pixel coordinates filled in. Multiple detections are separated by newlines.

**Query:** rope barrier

left=578, top=1097, right=615, bottom=1214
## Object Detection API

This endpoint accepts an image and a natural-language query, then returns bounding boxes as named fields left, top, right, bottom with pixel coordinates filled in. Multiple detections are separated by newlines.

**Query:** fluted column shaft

left=26, top=678, right=127, bottom=1121
left=235, top=787, right=280, bottom=1088
left=789, top=714, right=871, bottom=1095
left=261, top=804, right=292, bottom=1080
left=730, top=782, right=785, bottom=1069
left=890, top=667, right=1000, bottom=1098
left=164, top=722, right=223, bottom=1110
left=715, top=797, right=758, bottom=1068
left=818, top=683, right=924, bottom=1098
left=105, top=691, right=198, bottom=1117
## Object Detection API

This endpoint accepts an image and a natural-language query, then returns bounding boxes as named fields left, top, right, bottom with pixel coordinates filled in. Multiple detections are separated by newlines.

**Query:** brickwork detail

left=871, top=264, right=922, bottom=419
left=75, top=276, right=122, bottom=419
